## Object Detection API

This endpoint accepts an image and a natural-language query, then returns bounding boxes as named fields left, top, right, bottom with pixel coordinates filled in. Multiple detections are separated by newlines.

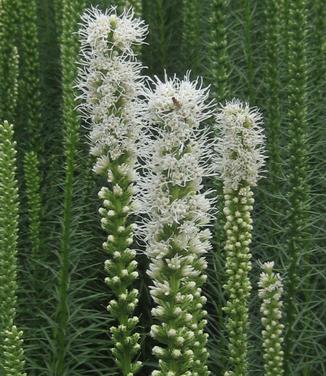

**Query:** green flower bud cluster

left=222, top=185, right=254, bottom=376
left=0, top=0, right=19, bottom=123
left=258, top=262, right=284, bottom=376
left=2, top=325, right=26, bottom=376
left=98, top=168, right=141, bottom=375
left=0, top=121, right=26, bottom=375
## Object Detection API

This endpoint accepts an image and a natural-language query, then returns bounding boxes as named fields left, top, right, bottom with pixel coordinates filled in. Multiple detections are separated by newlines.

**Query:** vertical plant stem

left=242, top=0, right=254, bottom=103
left=0, top=121, right=26, bottom=375
left=209, top=0, right=230, bottom=102
left=23, top=151, right=42, bottom=259
left=209, top=0, right=230, bottom=312
left=18, top=0, right=43, bottom=152
left=0, top=0, right=19, bottom=123
left=284, top=0, right=309, bottom=372
left=182, top=0, right=201, bottom=74
left=263, top=0, right=281, bottom=193
left=54, top=0, right=85, bottom=374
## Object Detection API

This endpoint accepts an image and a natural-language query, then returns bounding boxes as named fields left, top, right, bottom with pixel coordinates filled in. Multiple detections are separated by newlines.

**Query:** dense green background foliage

left=0, top=0, right=325, bottom=375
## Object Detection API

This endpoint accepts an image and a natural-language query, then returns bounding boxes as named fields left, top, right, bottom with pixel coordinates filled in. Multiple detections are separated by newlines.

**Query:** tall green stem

left=18, top=0, right=42, bottom=152
left=23, top=151, right=42, bottom=259
left=209, top=0, right=229, bottom=102
left=242, top=0, right=254, bottom=103
left=0, top=0, right=19, bottom=123
left=263, top=0, right=281, bottom=193
left=182, top=0, right=201, bottom=74
left=284, top=0, right=309, bottom=372
left=54, top=0, right=85, bottom=374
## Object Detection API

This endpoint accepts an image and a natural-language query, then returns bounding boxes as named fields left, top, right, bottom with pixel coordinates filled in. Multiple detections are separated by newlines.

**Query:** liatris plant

left=209, top=0, right=230, bottom=102
left=215, top=100, right=265, bottom=376
left=182, top=0, right=201, bottom=74
left=258, top=261, right=284, bottom=376
left=78, top=7, right=147, bottom=375
left=23, top=151, right=42, bottom=259
left=54, top=0, right=85, bottom=372
left=138, top=75, right=214, bottom=376
left=0, top=121, right=26, bottom=375
left=18, top=0, right=43, bottom=151
left=284, top=0, right=310, bottom=370
left=0, top=0, right=19, bottom=123
left=263, top=0, right=281, bottom=193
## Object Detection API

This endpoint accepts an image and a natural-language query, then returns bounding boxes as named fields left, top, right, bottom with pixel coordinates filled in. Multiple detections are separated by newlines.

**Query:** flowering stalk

left=215, top=100, right=265, bottom=376
left=54, top=0, right=85, bottom=373
left=263, top=0, right=281, bottom=193
left=0, top=121, right=26, bottom=375
left=23, top=151, right=42, bottom=259
left=284, top=0, right=309, bottom=370
left=208, top=0, right=230, bottom=102
left=208, top=1, right=230, bottom=324
left=182, top=0, right=201, bottom=74
left=0, top=0, right=19, bottom=123
left=241, top=0, right=254, bottom=103
left=258, top=262, right=284, bottom=376
left=18, top=0, right=43, bottom=151
left=78, top=7, right=147, bottom=374
left=138, top=76, right=213, bottom=376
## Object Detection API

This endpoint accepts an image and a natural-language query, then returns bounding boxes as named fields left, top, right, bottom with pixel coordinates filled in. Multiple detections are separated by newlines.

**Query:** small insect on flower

left=172, top=96, right=182, bottom=109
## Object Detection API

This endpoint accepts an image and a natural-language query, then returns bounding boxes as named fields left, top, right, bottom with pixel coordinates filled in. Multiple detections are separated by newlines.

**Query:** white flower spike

left=137, top=74, right=214, bottom=376
left=216, top=100, right=266, bottom=375
left=215, top=99, right=266, bottom=190
left=78, top=7, right=147, bottom=375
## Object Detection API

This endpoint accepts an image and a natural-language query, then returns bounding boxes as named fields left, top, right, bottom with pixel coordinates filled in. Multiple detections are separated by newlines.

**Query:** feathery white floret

left=79, top=7, right=147, bottom=56
left=78, top=7, right=147, bottom=166
left=215, top=99, right=266, bottom=189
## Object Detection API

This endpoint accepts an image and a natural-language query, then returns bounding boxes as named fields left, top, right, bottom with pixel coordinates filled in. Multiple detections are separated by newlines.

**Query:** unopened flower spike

left=137, top=74, right=215, bottom=376
left=258, top=261, right=284, bottom=376
left=215, top=99, right=266, bottom=376
left=78, top=7, right=147, bottom=375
